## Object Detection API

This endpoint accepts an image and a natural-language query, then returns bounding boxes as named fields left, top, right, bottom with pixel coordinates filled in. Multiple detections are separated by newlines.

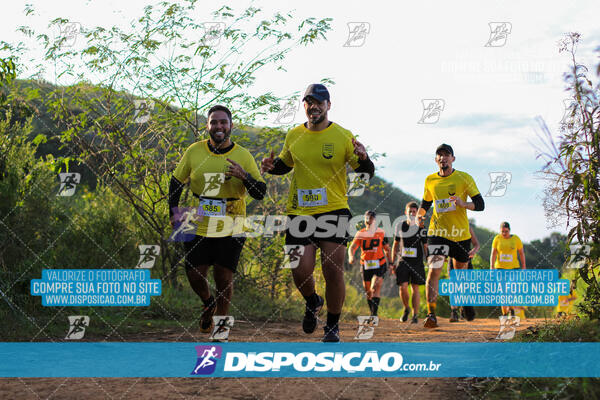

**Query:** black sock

left=303, top=292, right=320, bottom=308
left=367, top=298, right=374, bottom=315
left=372, top=297, right=380, bottom=316
left=326, top=312, right=340, bottom=328
left=202, top=295, right=215, bottom=308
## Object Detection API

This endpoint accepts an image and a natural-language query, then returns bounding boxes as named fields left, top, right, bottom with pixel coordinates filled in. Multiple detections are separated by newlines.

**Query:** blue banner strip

left=1, top=342, right=599, bottom=377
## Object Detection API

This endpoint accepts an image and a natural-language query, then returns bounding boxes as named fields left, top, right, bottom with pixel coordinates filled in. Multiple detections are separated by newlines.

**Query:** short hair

left=365, top=210, right=376, bottom=217
left=406, top=201, right=419, bottom=210
left=207, top=105, right=232, bottom=123
left=500, top=221, right=510, bottom=230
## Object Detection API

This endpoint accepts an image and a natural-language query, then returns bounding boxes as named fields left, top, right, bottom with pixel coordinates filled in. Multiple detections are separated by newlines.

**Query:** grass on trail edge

left=466, top=317, right=600, bottom=400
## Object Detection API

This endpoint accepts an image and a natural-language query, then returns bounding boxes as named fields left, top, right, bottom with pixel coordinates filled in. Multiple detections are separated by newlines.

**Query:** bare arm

left=490, top=248, right=498, bottom=269
left=518, top=248, right=526, bottom=270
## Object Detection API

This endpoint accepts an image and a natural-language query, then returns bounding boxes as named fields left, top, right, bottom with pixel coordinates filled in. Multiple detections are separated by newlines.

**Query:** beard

left=308, top=112, right=325, bottom=125
left=209, top=129, right=231, bottom=146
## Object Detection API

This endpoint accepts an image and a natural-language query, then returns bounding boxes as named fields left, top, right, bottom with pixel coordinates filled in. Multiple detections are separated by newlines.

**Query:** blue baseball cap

left=302, top=83, right=330, bottom=102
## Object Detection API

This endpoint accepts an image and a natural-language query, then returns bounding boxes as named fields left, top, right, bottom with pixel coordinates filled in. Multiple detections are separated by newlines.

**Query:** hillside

left=11, top=79, right=566, bottom=271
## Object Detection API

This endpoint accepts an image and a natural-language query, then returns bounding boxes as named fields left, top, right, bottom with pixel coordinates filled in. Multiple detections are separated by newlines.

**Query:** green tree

left=6, top=2, right=332, bottom=286
left=536, top=32, right=600, bottom=319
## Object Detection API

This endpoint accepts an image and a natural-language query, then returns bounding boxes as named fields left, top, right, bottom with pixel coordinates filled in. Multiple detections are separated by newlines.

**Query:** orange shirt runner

left=349, top=228, right=390, bottom=269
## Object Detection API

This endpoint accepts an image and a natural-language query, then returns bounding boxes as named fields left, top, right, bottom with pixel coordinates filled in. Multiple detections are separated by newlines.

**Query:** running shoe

left=322, top=325, right=340, bottom=343
left=423, top=313, right=438, bottom=328
left=200, top=302, right=216, bottom=333
left=302, top=294, right=324, bottom=334
left=411, top=315, right=418, bottom=324
left=449, top=309, right=460, bottom=323
left=401, top=308, right=411, bottom=322
left=463, top=306, right=476, bottom=321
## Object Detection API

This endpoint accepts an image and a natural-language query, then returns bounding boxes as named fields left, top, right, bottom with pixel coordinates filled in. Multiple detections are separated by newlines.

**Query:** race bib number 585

left=199, top=199, right=226, bottom=217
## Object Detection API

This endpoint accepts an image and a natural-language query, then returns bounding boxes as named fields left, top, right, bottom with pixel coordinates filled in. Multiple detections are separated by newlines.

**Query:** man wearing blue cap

left=262, top=83, right=375, bottom=342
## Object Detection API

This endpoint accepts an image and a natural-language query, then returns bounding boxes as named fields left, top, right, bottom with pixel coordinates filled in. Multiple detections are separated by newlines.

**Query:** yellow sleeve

left=465, top=172, right=481, bottom=198
left=423, top=177, right=433, bottom=202
left=278, top=131, right=294, bottom=168
left=173, top=146, right=191, bottom=182
left=242, top=150, right=265, bottom=183
left=515, top=235, right=523, bottom=250
left=345, top=132, right=360, bottom=170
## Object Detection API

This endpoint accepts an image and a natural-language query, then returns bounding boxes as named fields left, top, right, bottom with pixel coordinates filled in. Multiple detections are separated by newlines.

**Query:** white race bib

left=500, top=253, right=513, bottom=262
left=298, top=188, right=328, bottom=207
left=363, top=260, right=380, bottom=270
left=199, top=199, right=226, bottom=217
left=435, top=198, right=456, bottom=213
left=402, top=247, right=417, bottom=258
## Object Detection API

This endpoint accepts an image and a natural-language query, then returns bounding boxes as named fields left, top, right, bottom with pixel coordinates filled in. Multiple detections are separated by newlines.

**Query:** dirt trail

left=1, top=318, right=543, bottom=400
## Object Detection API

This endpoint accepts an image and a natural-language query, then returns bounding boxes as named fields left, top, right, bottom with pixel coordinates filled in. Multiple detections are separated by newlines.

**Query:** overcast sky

left=3, top=0, right=599, bottom=242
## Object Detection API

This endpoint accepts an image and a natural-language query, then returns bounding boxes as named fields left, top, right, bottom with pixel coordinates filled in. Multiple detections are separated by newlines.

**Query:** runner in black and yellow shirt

left=417, top=144, right=484, bottom=328
left=168, top=105, right=265, bottom=333
left=490, top=221, right=526, bottom=316
left=261, top=83, right=374, bottom=342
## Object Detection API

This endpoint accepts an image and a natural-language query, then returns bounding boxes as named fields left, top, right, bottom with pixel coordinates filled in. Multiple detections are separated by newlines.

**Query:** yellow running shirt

left=173, top=139, right=264, bottom=237
left=492, top=234, right=524, bottom=269
left=556, top=291, right=577, bottom=314
left=278, top=122, right=361, bottom=215
left=422, top=170, right=480, bottom=241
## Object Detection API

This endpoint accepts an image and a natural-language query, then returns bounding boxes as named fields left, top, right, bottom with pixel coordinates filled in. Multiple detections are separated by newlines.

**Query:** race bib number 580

left=298, top=188, right=328, bottom=207
left=435, top=198, right=456, bottom=213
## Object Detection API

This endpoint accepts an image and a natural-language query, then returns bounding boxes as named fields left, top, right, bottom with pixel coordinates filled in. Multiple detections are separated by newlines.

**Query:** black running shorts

left=285, top=208, right=351, bottom=246
left=395, top=261, right=426, bottom=285
left=361, top=262, right=387, bottom=282
left=426, top=236, right=471, bottom=264
left=183, top=235, right=246, bottom=272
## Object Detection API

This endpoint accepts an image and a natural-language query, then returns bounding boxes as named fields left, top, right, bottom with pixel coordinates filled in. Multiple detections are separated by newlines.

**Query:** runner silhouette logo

left=191, top=345, right=222, bottom=375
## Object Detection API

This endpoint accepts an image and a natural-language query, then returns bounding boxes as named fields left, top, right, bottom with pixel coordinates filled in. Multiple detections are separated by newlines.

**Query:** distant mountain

left=14, top=79, right=566, bottom=270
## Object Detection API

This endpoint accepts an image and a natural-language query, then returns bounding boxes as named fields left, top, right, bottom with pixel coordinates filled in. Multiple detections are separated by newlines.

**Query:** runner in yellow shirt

left=556, top=279, right=578, bottom=318
left=168, top=105, right=266, bottom=333
left=417, top=144, right=485, bottom=328
left=490, top=221, right=526, bottom=317
left=261, top=83, right=374, bottom=342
